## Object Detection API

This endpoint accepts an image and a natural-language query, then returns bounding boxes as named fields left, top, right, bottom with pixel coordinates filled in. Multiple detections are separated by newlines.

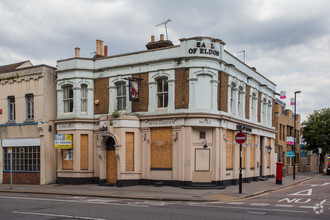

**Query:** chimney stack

left=160, top=34, right=164, bottom=41
left=151, top=35, right=155, bottom=42
left=75, top=47, right=80, bottom=58
left=96, top=40, right=101, bottom=56
left=104, top=45, right=108, bottom=57
left=100, top=40, right=104, bottom=56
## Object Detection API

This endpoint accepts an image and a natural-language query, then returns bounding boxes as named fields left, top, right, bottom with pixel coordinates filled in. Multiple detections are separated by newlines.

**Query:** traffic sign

left=235, top=132, right=246, bottom=144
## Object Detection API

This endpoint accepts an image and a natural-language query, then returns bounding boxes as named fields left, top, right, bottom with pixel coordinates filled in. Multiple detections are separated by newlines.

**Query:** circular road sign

left=235, top=132, right=246, bottom=144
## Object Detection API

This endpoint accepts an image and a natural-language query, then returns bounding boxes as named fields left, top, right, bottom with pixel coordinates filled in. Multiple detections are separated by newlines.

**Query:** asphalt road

left=0, top=176, right=328, bottom=219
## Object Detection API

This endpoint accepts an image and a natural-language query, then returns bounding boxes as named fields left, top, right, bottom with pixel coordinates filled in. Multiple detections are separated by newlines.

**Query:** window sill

left=6, top=121, right=16, bottom=124
left=24, top=119, right=35, bottom=123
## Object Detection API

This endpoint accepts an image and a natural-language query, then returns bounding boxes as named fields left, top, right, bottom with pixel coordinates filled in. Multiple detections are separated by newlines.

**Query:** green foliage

left=302, top=108, right=330, bottom=154
left=112, top=109, right=120, bottom=118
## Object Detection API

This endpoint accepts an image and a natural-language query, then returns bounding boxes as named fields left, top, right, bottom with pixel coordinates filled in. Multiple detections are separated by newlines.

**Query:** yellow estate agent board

left=55, top=134, right=73, bottom=149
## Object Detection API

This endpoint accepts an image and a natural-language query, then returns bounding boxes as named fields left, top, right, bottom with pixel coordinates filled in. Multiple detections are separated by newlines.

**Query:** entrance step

left=259, top=177, right=269, bottom=181
left=180, top=184, right=226, bottom=190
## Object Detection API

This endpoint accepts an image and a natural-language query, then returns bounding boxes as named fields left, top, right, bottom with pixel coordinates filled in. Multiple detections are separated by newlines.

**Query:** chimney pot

left=100, top=40, right=104, bottom=56
left=151, top=35, right=155, bottom=42
left=75, top=47, right=80, bottom=58
left=96, top=40, right=101, bottom=56
left=160, top=34, right=164, bottom=41
left=104, top=45, right=108, bottom=57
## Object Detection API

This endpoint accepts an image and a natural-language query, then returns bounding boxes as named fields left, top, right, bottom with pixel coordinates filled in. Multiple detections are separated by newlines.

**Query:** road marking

left=0, top=195, right=149, bottom=208
left=247, top=211, right=267, bottom=215
left=275, top=204, right=294, bottom=208
left=210, top=205, right=308, bottom=213
left=250, top=203, right=270, bottom=206
left=299, top=206, right=315, bottom=209
left=13, top=211, right=106, bottom=220
left=290, top=189, right=312, bottom=196
left=310, top=183, right=330, bottom=187
left=313, top=199, right=326, bottom=214
left=227, top=202, right=245, bottom=205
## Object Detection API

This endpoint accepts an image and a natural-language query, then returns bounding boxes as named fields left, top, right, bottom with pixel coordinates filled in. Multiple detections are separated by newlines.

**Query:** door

left=106, top=137, right=117, bottom=185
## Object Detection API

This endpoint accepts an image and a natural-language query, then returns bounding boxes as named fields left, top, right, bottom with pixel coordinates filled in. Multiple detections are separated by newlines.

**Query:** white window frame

left=26, top=94, right=34, bottom=120
left=63, top=85, right=74, bottom=113
left=157, top=77, right=168, bottom=108
left=81, top=84, right=88, bottom=113
left=8, top=96, right=15, bottom=122
left=116, top=82, right=127, bottom=111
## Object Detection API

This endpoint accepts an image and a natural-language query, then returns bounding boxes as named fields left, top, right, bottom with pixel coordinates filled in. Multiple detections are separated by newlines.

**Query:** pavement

left=0, top=171, right=319, bottom=202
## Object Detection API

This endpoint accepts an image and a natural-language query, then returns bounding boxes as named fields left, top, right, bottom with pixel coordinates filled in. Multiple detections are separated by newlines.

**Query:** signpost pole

left=239, top=143, right=242, bottom=194
left=235, top=130, right=246, bottom=194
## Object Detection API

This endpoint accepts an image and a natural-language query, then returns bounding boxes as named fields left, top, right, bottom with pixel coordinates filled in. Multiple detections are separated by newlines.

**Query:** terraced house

left=55, top=35, right=277, bottom=187
left=0, top=61, right=57, bottom=184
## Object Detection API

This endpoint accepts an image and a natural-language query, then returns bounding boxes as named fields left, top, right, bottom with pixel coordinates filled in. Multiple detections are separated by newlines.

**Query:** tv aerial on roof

left=155, top=19, right=172, bottom=40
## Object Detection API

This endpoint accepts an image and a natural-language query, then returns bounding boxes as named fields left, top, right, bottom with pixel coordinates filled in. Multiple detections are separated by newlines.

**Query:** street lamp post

left=293, top=91, right=301, bottom=180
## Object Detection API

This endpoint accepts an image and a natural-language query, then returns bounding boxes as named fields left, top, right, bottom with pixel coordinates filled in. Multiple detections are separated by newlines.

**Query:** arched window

left=116, top=82, right=126, bottom=111
left=81, top=84, right=88, bottom=113
left=63, top=85, right=73, bottom=113
left=157, top=78, right=168, bottom=108
left=238, top=86, right=244, bottom=118
left=230, top=82, right=237, bottom=115
left=251, top=92, right=257, bottom=122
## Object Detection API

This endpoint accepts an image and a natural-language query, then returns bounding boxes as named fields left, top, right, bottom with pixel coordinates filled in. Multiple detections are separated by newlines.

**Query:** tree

left=302, top=108, right=330, bottom=155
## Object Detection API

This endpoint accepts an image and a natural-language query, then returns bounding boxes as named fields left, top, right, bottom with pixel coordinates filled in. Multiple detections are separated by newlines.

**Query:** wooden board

left=226, top=130, right=234, bottom=169
left=107, top=150, right=117, bottom=184
left=150, top=127, right=173, bottom=169
left=242, top=144, right=246, bottom=168
left=250, top=135, right=255, bottom=168
left=80, top=134, right=88, bottom=170
left=62, top=135, right=73, bottom=170
left=125, top=132, right=134, bottom=171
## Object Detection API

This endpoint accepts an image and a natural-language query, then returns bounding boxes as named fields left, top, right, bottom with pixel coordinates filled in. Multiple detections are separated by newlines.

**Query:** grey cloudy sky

left=1, top=0, right=329, bottom=121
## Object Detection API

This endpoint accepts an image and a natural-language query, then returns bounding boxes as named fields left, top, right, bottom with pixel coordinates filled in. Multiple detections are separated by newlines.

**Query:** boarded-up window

left=226, top=130, right=234, bottom=169
left=126, top=132, right=134, bottom=171
left=242, top=144, right=246, bottom=169
left=150, top=127, right=172, bottom=169
left=62, top=136, right=73, bottom=170
left=250, top=135, right=255, bottom=168
left=81, top=134, right=88, bottom=170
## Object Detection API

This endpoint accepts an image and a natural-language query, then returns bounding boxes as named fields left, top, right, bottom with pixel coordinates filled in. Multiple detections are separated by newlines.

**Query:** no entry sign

left=235, top=132, right=246, bottom=144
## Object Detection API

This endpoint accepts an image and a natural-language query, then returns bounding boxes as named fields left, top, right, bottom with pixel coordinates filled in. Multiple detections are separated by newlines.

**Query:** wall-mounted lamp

left=173, top=132, right=178, bottom=142
left=266, top=145, right=272, bottom=154
left=203, top=140, right=208, bottom=149
left=95, top=99, right=100, bottom=105
left=100, top=125, right=107, bottom=137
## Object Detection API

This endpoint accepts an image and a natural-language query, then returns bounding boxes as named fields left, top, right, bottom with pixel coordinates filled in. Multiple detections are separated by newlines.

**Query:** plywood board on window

left=150, top=127, right=173, bottom=169
left=250, top=135, right=255, bottom=168
left=226, top=130, right=234, bottom=169
left=242, top=144, right=246, bottom=168
left=107, top=150, right=117, bottom=184
left=125, top=132, right=134, bottom=171
left=80, top=134, right=88, bottom=170
left=62, top=149, right=73, bottom=170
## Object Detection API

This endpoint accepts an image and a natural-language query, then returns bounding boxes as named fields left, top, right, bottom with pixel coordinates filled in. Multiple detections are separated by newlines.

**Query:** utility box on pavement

left=276, top=162, right=283, bottom=184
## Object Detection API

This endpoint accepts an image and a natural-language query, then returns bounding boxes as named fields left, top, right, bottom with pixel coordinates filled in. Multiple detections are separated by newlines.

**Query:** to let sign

left=235, top=132, right=246, bottom=144
left=55, top=134, right=73, bottom=149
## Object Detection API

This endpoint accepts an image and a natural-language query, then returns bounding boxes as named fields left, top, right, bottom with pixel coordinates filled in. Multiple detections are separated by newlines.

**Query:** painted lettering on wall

left=148, top=119, right=176, bottom=126
left=188, top=41, right=220, bottom=57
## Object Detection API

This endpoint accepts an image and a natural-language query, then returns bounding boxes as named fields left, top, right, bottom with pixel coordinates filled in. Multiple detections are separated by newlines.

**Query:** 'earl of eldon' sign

left=188, top=41, right=220, bottom=57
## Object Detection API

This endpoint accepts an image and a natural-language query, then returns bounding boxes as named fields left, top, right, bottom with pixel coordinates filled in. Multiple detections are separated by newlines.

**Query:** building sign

left=129, top=79, right=139, bottom=102
left=55, top=134, right=73, bottom=149
left=287, top=151, right=295, bottom=158
left=290, top=98, right=295, bottom=105
left=188, top=41, right=220, bottom=57
left=280, top=91, right=286, bottom=99
left=287, top=136, right=295, bottom=145
left=236, top=124, right=253, bottom=132
left=148, top=118, right=177, bottom=126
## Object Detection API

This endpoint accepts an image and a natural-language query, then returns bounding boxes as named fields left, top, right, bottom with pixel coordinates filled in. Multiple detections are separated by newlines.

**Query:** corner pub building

left=55, top=35, right=277, bottom=187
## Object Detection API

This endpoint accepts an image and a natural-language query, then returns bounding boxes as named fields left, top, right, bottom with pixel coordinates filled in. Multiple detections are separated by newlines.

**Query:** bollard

left=276, top=162, right=283, bottom=184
